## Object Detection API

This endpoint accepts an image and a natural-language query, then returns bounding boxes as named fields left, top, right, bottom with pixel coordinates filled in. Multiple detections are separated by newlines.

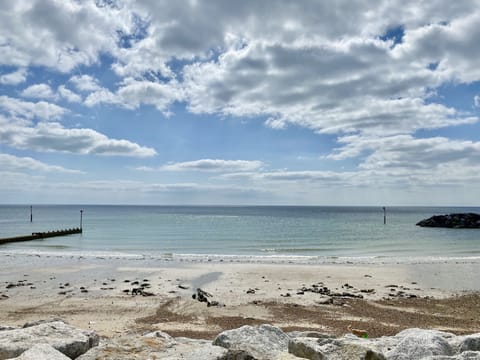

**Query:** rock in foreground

left=1, top=320, right=480, bottom=359
left=0, top=320, right=98, bottom=359
left=416, top=213, right=480, bottom=228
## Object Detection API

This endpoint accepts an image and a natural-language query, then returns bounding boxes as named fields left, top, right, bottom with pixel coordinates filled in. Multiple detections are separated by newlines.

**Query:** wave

left=1, top=248, right=480, bottom=265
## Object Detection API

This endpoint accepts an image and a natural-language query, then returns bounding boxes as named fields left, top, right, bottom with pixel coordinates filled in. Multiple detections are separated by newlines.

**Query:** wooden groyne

left=0, top=228, right=82, bottom=245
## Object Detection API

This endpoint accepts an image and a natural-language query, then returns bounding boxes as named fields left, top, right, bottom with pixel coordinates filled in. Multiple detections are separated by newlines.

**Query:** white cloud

left=0, top=68, right=27, bottom=85
left=21, top=83, right=56, bottom=100
left=0, top=110, right=157, bottom=158
left=161, top=159, right=264, bottom=172
left=84, top=78, right=183, bottom=112
left=3, top=2, right=477, bottom=138
left=0, top=119, right=157, bottom=157
left=58, top=85, right=82, bottom=103
left=0, top=96, right=67, bottom=120
left=0, top=1, right=134, bottom=72
left=324, top=134, right=480, bottom=186
left=20, top=83, right=82, bottom=103
left=394, top=11, right=480, bottom=83
left=84, top=88, right=120, bottom=107
left=182, top=37, right=476, bottom=136
left=69, top=75, right=102, bottom=92
left=0, top=153, right=82, bottom=174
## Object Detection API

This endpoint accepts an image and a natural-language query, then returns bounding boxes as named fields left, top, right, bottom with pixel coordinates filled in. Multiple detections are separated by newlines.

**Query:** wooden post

left=30, top=206, right=33, bottom=222
left=80, top=210, right=83, bottom=230
left=383, top=207, right=386, bottom=225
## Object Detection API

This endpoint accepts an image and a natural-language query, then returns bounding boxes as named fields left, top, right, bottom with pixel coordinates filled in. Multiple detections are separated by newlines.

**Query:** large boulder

left=0, top=321, right=98, bottom=359
left=386, top=328, right=455, bottom=360
left=213, top=324, right=290, bottom=360
left=456, top=334, right=480, bottom=353
left=77, top=332, right=227, bottom=360
left=288, top=335, right=386, bottom=360
left=10, top=344, right=70, bottom=360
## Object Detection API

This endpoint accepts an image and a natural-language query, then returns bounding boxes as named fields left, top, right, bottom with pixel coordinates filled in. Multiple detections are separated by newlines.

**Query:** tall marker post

left=383, top=207, right=386, bottom=225
left=80, top=210, right=83, bottom=230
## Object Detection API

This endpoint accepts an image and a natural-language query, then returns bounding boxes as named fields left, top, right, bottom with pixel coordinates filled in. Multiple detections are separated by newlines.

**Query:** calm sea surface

left=0, top=205, right=479, bottom=262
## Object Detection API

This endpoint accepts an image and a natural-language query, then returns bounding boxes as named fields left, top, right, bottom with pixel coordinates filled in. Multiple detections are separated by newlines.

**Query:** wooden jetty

left=0, top=228, right=82, bottom=245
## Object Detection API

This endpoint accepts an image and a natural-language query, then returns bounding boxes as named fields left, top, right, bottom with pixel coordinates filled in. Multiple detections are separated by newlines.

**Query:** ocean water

left=0, top=205, right=479, bottom=262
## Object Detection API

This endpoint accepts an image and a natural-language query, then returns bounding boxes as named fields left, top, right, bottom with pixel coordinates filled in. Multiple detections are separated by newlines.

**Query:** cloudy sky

left=1, top=1, right=480, bottom=205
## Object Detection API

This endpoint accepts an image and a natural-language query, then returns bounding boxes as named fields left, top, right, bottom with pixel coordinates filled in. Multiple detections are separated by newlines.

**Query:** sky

left=1, top=1, right=480, bottom=206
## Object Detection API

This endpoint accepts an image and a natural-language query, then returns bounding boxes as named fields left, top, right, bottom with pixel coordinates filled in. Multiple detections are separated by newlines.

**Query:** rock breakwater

left=417, top=213, right=480, bottom=228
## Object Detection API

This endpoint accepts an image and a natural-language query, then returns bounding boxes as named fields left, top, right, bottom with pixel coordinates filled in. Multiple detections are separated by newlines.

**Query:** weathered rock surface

left=287, top=328, right=480, bottom=360
left=10, top=344, right=70, bottom=360
left=386, top=328, right=455, bottom=359
left=0, top=320, right=98, bottom=359
left=213, top=324, right=290, bottom=359
left=416, top=213, right=480, bottom=228
left=77, top=332, right=228, bottom=360
left=289, top=335, right=386, bottom=360
left=1, top=320, right=479, bottom=359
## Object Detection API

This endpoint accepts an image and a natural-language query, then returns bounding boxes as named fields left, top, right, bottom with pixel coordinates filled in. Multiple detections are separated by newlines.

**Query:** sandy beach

left=0, top=253, right=478, bottom=340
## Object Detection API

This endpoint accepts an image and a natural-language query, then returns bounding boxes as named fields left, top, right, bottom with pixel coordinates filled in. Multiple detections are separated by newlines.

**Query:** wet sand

left=0, top=253, right=478, bottom=339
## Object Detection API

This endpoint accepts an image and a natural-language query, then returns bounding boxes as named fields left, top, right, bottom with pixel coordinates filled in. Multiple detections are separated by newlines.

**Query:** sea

left=0, top=205, right=479, bottom=263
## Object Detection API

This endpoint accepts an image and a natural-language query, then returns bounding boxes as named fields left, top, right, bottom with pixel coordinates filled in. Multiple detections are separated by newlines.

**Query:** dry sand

left=0, top=253, right=478, bottom=339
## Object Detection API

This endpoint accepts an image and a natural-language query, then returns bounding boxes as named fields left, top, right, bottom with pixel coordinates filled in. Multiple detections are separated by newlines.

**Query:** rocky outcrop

left=0, top=320, right=98, bottom=359
left=416, top=213, right=480, bottom=228
left=1, top=321, right=480, bottom=359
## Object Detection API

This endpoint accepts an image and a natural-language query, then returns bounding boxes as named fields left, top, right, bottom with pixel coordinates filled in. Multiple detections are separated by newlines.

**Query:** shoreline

left=2, top=248, right=480, bottom=264
left=0, top=253, right=479, bottom=339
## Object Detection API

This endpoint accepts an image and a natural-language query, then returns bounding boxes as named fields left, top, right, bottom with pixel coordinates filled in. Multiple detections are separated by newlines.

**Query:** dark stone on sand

left=417, top=213, right=480, bottom=228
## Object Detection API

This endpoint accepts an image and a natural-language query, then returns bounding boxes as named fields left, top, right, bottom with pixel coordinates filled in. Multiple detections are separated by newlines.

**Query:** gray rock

left=167, top=337, right=227, bottom=360
left=0, top=326, right=15, bottom=332
left=287, top=331, right=334, bottom=340
left=10, top=344, right=70, bottom=360
left=288, top=337, right=327, bottom=359
left=289, top=335, right=386, bottom=360
left=0, top=320, right=99, bottom=359
left=431, top=352, right=480, bottom=359
left=143, top=330, right=174, bottom=342
left=457, top=334, right=480, bottom=352
left=387, top=328, right=455, bottom=360
left=77, top=334, right=170, bottom=360
left=78, top=333, right=227, bottom=360
left=213, top=324, right=290, bottom=360
left=22, top=318, right=64, bottom=328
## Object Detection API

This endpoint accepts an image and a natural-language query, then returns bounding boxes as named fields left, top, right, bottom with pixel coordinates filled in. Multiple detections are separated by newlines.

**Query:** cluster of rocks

left=277, top=281, right=419, bottom=303
left=1, top=320, right=479, bottom=359
left=0, top=320, right=98, bottom=359
left=122, top=279, right=155, bottom=297
left=192, top=288, right=225, bottom=307
left=417, top=213, right=480, bottom=228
